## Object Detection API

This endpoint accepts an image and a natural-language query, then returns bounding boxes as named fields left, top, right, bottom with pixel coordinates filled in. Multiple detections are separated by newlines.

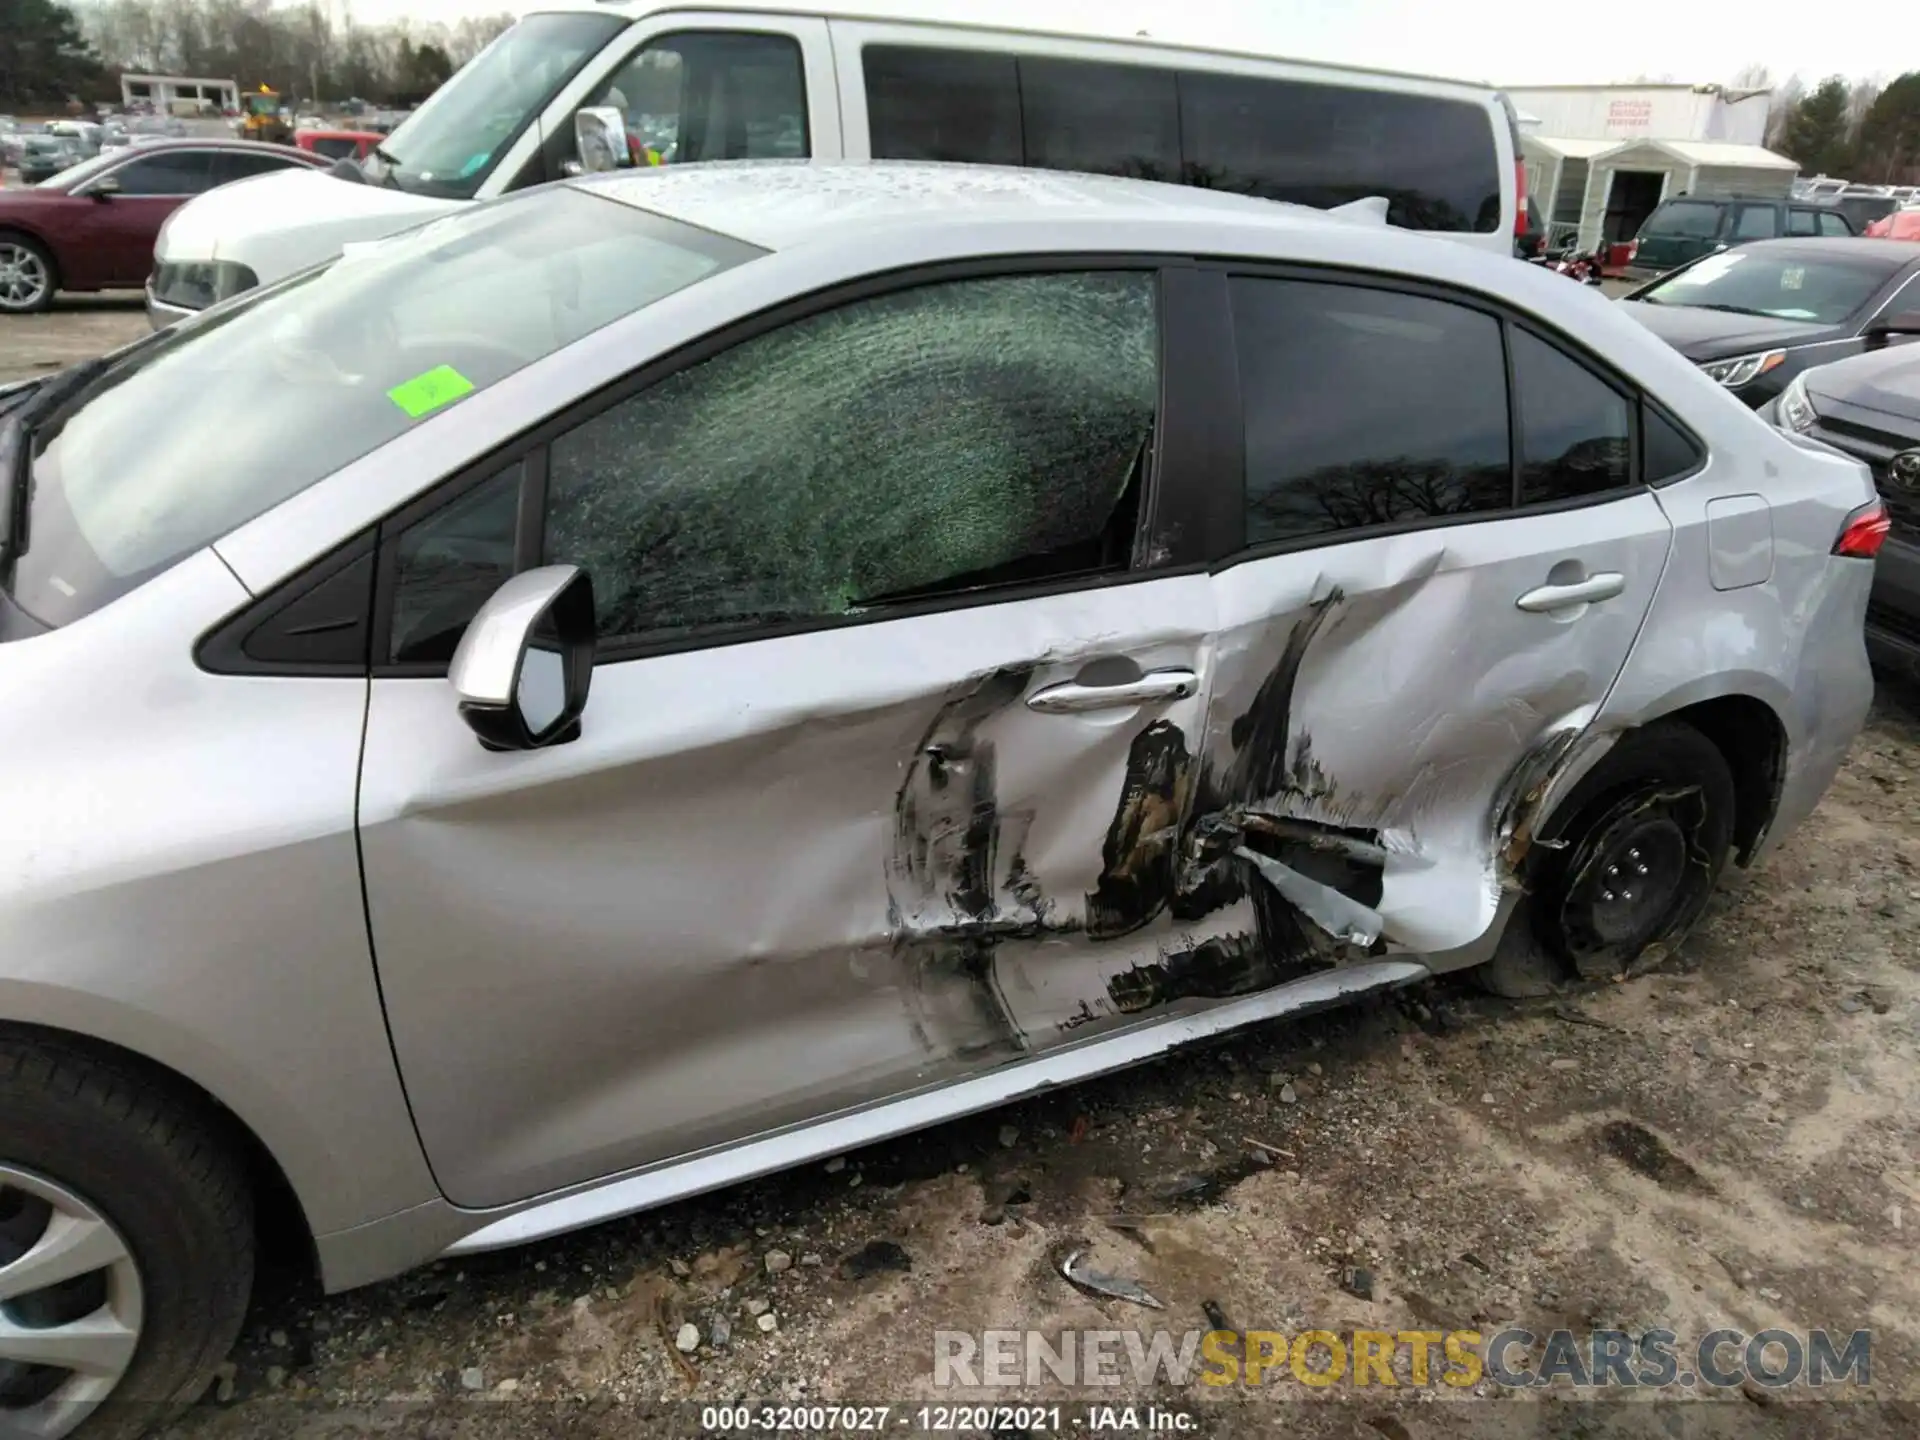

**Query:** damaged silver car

left=0, top=161, right=1882, bottom=1436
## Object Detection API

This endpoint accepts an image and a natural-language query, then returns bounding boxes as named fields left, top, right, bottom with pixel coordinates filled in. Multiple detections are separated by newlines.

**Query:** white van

left=148, top=0, right=1526, bottom=323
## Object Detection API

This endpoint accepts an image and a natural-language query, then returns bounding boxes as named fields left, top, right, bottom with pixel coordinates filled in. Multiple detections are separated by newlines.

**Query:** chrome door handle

left=1026, top=669, right=1199, bottom=714
left=1515, top=572, right=1626, bottom=613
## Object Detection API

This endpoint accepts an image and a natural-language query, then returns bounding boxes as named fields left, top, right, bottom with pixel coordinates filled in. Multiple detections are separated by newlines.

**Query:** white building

left=120, top=75, right=240, bottom=116
left=1507, top=83, right=1797, bottom=252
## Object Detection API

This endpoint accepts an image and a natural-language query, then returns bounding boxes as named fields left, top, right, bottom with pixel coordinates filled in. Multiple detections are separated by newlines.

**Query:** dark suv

left=1627, top=194, right=1855, bottom=278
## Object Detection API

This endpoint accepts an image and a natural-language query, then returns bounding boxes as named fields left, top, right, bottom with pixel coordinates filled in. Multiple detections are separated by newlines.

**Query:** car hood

left=1803, top=342, right=1920, bottom=422
left=1616, top=300, right=1838, bottom=357
left=154, top=165, right=458, bottom=284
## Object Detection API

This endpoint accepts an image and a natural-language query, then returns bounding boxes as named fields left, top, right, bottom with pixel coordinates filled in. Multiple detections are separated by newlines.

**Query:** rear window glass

left=1646, top=201, right=1721, bottom=238
left=864, top=45, right=1503, bottom=233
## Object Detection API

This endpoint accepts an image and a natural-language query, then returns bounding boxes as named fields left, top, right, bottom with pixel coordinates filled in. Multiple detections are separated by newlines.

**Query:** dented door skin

left=1169, top=276, right=1678, bottom=975
left=357, top=267, right=1235, bottom=1209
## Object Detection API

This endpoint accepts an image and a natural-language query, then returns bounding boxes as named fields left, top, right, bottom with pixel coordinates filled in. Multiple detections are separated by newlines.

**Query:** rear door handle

left=1515, top=572, right=1626, bottom=613
left=1026, top=669, right=1199, bottom=714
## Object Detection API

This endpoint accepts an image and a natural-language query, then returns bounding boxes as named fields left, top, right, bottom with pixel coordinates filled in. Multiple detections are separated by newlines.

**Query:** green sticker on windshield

left=388, top=365, right=474, bottom=420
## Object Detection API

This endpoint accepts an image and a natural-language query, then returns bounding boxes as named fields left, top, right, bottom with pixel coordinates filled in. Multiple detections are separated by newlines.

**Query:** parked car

left=1623, top=193, right=1855, bottom=279
left=0, top=160, right=1881, bottom=1438
left=146, top=0, right=1529, bottom=324
left=47, top=121, right=104, bottom=160
left=1618, top=237, right=1920, bottom=406
left=1769, top=341, right=1920, bottom=678
left=1867, top=210, right=1920, bottom=242
left=292, top=127, right=385, bottom=163
left=0, top=139, right=329, bottom=314
left=16, top=133, right=84, bottom=185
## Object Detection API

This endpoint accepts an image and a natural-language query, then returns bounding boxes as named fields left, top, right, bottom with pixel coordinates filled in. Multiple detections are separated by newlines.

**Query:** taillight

left=1514, top=159, right=1529, bottom=236
left=1833, top=499, right=1891, bottom=558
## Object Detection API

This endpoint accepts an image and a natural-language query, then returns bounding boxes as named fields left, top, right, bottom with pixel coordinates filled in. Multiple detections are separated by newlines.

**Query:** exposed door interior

left=1604, top=170, right=1667, bottom=243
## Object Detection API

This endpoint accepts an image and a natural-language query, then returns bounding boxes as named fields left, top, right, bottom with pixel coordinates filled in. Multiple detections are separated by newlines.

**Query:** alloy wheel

left=0, top=1164, right=145, bottom=1440
left=0, top=245, right=50, bottom=313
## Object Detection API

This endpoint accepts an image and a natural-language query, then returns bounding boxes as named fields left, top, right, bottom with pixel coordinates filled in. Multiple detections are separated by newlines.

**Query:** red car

left=0, top=138, right=329, bottom=314
left=1866, top=209, right=1920, bottom=242
left=294, top=128, right=386, bottom=163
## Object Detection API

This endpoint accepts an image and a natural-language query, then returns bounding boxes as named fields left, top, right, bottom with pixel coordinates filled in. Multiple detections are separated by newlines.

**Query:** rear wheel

left=1477, top=721, right=1736, bottom=996
left=0, top=1034, right=254, bottom=1440
left=0, top=235, right=56, bottom=315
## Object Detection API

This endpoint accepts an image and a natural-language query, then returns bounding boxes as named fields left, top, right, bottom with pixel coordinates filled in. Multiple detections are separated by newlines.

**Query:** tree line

left=1, top=0, right=514, bottom=111
left=1768, top=72, right=1920, bottom=182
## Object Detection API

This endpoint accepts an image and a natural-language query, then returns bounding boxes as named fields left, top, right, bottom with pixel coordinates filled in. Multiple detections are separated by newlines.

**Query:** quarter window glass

left=1018, top=57, right=1180, bottom=182
left=1180, top=72, right=1502, bottom=231
left=587, top=32, right=808, bottom=168
left=542, top=272, right=1159, bottom=643
left=865, top=46, right=1022, bottom=165
left=1647, top=201, right=1721, bottom=238
left=1733, top=205, right=1778, bottom=240
left=389, top=469, right=521, bottom=664
left=1787, top=208, right=1818, bottom=236
left=1512, top=329, right=1632, bottom=505
left=1642, top=403, right=1706, bottom=484
left=1231, top=278, right=1512, bottom=546
left=111, top=151, right=213, bottom=194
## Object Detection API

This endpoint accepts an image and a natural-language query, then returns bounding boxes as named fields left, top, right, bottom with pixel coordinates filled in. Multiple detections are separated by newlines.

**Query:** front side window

left=10, top=190, right=762, bottom=630
left=1511, top=329, right=1632, bottom=505
left=112, top=150, right=215, bottom=195
left=1231, top=278, right=1512, bottom=546
left=537, top=272, right=1159, bottom=645
left=363, top=11, right=626, bottom=200
left=210, top=149, right=304, bottom=184
left=308, top=137, right=359, bottom=161
left=1633, top=249, right=1897, bottom=325
left=579, top=31, right=809, bottom=170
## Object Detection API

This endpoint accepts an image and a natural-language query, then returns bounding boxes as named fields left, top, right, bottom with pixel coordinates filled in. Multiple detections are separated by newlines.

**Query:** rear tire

left=0, top=1033, right=254, bottom=1440
left=0, top=233, right=56, bottom=315
left=1477, top=721, right=1736, bottom=994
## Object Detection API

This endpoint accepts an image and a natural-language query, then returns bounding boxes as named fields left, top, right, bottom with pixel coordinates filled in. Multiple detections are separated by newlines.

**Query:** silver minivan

left=148, top=0, right=1527, bottom=322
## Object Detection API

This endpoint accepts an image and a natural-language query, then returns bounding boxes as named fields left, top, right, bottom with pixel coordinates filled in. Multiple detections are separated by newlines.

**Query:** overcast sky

left=340, top=0, right=1895, bottom=89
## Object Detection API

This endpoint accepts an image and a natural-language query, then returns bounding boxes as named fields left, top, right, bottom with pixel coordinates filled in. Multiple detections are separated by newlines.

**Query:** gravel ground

left=3, top=305, right=1915, bottom=1438
left=0, top=295, right=148, bottom=383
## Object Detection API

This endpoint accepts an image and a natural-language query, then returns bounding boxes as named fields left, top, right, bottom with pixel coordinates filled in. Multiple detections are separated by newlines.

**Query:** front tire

left=0, top=235, right=56, bottom=315
left=0, top=1033, right=254, bottom=1440
left=1478, top=721, right=1736, bottom=994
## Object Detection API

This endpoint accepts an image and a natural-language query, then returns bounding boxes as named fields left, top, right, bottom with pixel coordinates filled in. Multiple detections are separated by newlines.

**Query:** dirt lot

left=0, top=296, right=148, bottom=383
left=3, top=307, right=1916, bottom=1437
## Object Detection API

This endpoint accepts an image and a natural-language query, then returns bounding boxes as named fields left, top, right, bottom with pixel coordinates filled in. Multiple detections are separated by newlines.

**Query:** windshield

left=363, top=11, right=627, bottom=200
left=1634, top=249, right=1895, bottom=325
left=5, top=187, right=764, bottom=629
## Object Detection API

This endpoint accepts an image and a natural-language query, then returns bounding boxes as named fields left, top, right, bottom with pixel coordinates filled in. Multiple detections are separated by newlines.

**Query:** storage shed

left=1521, top=135, right=1622, bottom=249
left=1575, top=140, right=1798, bottom=251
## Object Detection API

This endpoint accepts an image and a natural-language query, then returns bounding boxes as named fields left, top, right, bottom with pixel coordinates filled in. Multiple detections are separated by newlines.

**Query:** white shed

left=1521, top=135, right=1624, bottom=249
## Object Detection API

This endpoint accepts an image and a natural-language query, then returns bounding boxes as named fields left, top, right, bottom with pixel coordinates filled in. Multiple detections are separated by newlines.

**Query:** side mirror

left=573, top=106, right=632, bottom=174
left=1865, top=309, right=1920, bottom=349
left=86, top=176, right=120, bottom=200
left=448, top=566, right=596, bottom=752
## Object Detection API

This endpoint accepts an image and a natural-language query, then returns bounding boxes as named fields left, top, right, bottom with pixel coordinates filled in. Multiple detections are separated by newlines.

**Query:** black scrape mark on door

left=889, top=666, right=1043, bottom=1060
left=1085, top=720, right=1193, bottom=941
left=1099, top=586, right=1388, bottom=1011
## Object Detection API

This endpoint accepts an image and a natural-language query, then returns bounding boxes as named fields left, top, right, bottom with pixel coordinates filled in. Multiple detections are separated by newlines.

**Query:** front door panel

left=358, top=578, right=1214, bottom=1207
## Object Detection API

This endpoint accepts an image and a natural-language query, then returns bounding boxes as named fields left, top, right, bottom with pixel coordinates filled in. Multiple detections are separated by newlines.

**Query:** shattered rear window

left=542, top=271, right=1160, bottom=643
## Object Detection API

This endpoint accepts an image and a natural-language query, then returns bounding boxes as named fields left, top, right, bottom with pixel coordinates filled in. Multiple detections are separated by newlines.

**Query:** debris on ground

left=1061, top=1249, right=1165, bottom=1309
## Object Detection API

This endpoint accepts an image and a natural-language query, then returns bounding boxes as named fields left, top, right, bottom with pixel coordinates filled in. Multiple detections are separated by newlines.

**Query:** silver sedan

left=0, top=161, right=1882, bottom=1437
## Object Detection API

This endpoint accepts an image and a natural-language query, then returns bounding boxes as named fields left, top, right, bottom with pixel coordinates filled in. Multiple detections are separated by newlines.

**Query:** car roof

left=578, top=159, right=1368, bottom=251
left=535, top=0, right=1501, bottom=94
left=108, top=137, right=320, bottom=160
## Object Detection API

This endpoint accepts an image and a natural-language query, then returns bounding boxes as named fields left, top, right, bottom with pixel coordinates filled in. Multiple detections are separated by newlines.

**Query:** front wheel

left=1477, top=721, right=1736, bottom=995
left=1, top=1033, right=255, bottom=1440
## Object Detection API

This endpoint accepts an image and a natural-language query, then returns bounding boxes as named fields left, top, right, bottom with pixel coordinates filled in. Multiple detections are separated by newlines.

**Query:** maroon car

left=0, top=138, right=329, bottom=315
